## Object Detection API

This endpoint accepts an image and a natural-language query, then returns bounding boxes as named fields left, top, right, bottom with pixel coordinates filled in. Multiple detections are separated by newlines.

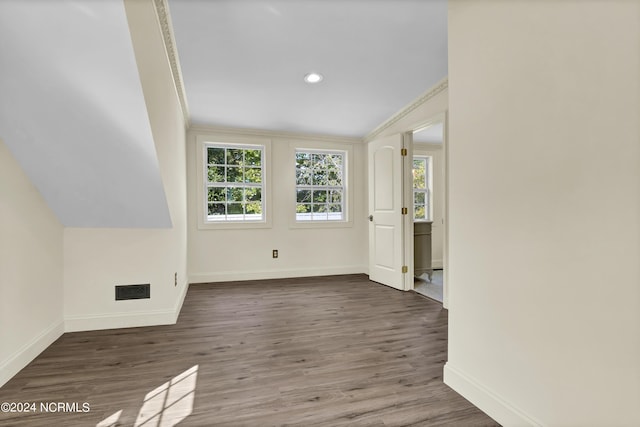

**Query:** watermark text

left=1, top=402, right=90, bottom=413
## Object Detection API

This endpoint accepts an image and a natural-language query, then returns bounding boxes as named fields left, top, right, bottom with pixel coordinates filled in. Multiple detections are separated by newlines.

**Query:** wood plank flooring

left=0, top=274, right=499, bottom=426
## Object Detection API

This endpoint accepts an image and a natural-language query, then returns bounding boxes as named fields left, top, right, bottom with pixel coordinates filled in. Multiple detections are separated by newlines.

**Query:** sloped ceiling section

left=0, top=0, right=172, bottom=228
left=414, top=123, right=443, bottom=144
left=168, top=0, right=448, bottom=138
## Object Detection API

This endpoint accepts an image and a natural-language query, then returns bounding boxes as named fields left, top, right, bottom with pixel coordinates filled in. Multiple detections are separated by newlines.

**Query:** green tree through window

left=413, top=156, right=431, bottom=221
left=295, top=150, right=345, bottom=221
left=206, top=144, right=264, bottom=222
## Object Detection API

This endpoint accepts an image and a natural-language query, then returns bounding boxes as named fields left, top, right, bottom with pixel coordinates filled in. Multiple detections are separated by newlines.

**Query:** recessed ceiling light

left=304, top=72, right=323, bottom=84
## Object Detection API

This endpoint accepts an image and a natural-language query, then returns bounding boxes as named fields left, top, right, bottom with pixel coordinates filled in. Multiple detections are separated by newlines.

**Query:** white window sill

left=289, top=220, right=353, bottom=229
left=198, top=220, right=271, bottom=230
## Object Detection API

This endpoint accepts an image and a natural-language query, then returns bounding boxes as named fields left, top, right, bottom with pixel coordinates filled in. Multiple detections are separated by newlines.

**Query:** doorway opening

left=410, top=121, right=445, bottom=303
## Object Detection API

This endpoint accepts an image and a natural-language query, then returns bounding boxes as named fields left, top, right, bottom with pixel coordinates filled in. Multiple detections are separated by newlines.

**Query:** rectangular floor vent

left=115, top=284, right=150, bottom=301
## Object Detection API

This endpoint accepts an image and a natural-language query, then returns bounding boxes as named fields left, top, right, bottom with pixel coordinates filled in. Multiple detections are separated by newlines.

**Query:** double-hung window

left=295, top=150, right=345, bottom=221
left=413, top=156, right=432, bottom=221
left=205, top=143, right=264, bottom=222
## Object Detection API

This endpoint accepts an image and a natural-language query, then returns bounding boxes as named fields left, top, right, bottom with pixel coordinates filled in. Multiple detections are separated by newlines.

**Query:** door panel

left=368, top=133, right=404, bottom=290
left=374, top=225, right=395, bottom=269
left=373, top=148, right=394, bottom=210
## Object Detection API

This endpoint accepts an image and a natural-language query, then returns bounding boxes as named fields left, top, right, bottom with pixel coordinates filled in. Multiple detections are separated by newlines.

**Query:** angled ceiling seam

left=153, top=0, right=191, bottom=128
left=364, top=77, right=448, bottom=143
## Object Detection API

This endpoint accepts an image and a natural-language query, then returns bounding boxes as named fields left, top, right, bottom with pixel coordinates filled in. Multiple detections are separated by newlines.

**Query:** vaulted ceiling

left=0, top=0, right=447, bottom=228
left=168, top=0, right=448, bottom=137
left=0, top=0, right=171, bottom=228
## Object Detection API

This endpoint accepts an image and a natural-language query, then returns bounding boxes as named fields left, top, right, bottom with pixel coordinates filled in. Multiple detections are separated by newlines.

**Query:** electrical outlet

left=272, top=249, right=278, bottom=259
left=174, top=272, right=177, bottom=286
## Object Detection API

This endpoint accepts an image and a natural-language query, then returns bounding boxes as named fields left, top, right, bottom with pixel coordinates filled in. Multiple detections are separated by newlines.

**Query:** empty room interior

left=1, top=0, right=639, bottom=426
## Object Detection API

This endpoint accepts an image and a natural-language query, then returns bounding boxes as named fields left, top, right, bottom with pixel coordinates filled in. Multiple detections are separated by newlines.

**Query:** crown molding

left=153, top=0, right=190, bottom=127
left=188, top=124, right=364, bottom=144
left=365, top=77, right=448, bottom=142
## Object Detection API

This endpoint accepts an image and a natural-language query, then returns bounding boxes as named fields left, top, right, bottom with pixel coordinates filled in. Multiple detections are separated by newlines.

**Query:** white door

left=368, top=133, right=405, bottom=290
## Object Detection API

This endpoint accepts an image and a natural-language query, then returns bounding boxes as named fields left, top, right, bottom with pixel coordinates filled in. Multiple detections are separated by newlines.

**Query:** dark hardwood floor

left=0, top=274, right=498, bottom=426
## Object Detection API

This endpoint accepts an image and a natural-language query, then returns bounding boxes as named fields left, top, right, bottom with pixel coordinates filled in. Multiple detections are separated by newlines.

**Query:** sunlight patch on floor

left=96, top=409, right=122, bottom=427
left=134, top=365, right=199, bottom=427
left=96, top=365, right=198, bottom=427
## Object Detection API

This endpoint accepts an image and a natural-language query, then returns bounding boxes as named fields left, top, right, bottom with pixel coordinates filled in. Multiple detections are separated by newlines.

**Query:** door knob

left=368, top=215, right=373, bottom=222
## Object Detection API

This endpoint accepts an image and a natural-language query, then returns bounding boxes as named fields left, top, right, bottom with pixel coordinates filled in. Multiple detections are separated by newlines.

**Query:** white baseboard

left=432, top=259, right=443, bottom=269
left=1, top=284, right=191, bottom=386
left=65, top=281, right=191, bottom=333
left=65, top=309, right=176, bottom=332
left=444, top=362, right=542, bottom=427
left=0, top=320, right=64, bottom=388
left=189, top=265, right=368, bottom=284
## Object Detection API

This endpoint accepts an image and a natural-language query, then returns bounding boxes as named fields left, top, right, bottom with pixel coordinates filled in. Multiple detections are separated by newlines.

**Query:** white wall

left=63, top=0, right=188, bottom=331
left=0, top=139, right=64, bottom=387
left=187, top=128, right=368, bottom=283
left=445, top=1, right=640, bottom=426
left=414, top=143, right=444, bottom=268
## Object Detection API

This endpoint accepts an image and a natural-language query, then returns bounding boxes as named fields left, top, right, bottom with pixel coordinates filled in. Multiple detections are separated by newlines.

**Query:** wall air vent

left=115, top=284, right=150, bottom=301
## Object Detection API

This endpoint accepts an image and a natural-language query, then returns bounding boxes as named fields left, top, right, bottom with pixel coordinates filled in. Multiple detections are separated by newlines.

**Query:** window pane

left=329, top=154, right=343, bottom=167
left=312, top=153, right=325, bottom=166
left=328, top=204, right=342, bottom=213
left=244, top=149, right=261, bottom=166
left=311, top=203, right=327, bottom=213
left=245, top=167, right=262, bottom=183
left=296, top=152, right=311, bottom=166
left=227, top=166, right=242, bottom=182
left=413, top=160, right=426, bottom=189
left=208, top=147, right=225, bottom=165
left=208, top=166, right=224, bottom=183
left=414, top=205, right=425, bottom=220
left=227, top=148, right=243, bottom=165
left=313, top=169, right=328, bottom=186
left=208, top=187, right=225, bottom=202
left=246, top=187, right=261, bottom=202
left=227, top=187, right=243, bottom=202
left=415, top=192, right=425, bottom=204
left=296, top=169, right=311, bottom=185
left=246, top=202, right=262, bottom=215
left=297, top=189, right=311, bottom=203
left=208, top=203, right=225, bottom=216
left=296, top=203, right=310, bottom=213
left=227, top=203, right=243, bottom=215
left=329, top=190, right=342, bottom=203
left=327, top=169, right=342, bottom=185
left=312, top=190, right=327, bottom=203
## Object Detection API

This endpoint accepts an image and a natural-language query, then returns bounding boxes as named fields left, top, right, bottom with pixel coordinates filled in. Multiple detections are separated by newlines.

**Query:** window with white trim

left=204, top=143, right=264, bottom=222
left=295, top=150, right=345, bottom=221
left=413, top=156, right=432, bottom=221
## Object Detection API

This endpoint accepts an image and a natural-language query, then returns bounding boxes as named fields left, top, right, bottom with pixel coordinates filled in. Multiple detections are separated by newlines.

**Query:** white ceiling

left=0, top=0, right=171, bottom=227
left=168, top=0, right=448, bottom=138
left=0, top=0, right=448, bottom=229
